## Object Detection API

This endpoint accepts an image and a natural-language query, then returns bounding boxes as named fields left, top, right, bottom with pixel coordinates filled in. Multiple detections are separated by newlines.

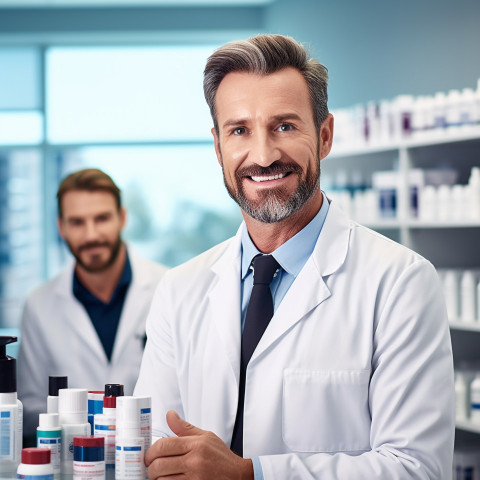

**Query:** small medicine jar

left=17, top=448, right=54, bottom=480
left=73, top=435, right=105, bottom=480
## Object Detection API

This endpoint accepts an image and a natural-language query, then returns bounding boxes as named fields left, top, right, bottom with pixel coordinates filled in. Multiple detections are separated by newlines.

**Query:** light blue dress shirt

left=239, top=192, right=330, bottom=479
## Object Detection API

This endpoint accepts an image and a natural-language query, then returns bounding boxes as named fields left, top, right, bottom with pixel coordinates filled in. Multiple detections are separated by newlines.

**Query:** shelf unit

left=324, top=127, right=480, bottom=445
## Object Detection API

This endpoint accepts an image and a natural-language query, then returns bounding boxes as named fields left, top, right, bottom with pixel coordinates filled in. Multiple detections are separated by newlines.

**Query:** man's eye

left=233, top=127, right=246, bottom=135
left=278, top=123, right=294, bottom=132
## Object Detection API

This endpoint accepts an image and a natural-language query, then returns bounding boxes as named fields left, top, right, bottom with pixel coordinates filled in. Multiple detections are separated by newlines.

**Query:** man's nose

left=251, top=131, right=281, bottom=167
left=84, top=220, right=100, bottom=240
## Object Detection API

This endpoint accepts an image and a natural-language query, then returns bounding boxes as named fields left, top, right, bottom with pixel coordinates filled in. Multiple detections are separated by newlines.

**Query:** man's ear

left=319, top=113, right=334, bottom=161
left=212, top=127, right=223, bottom=167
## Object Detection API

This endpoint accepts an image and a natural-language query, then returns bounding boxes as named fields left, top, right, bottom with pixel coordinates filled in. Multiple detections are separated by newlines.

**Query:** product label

left=73, top=460, right=105, bottom=480
left=37, top=436, right=62, bottom=473
left=115, top=445, right=144, bottom=479
left=0, top=410, right=13, bottom=459
left=140, top=408, right=151, bottom=451
left=94, top=424, right=116, bottom=466
left=17, top=475, right=53, bottom=480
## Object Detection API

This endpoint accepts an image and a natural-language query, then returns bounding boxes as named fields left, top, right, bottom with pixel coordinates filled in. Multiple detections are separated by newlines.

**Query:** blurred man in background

left=18, top=168, right=167, bottom=442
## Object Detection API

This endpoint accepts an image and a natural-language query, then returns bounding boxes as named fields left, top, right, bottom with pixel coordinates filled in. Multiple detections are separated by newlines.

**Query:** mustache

left=78, top=241, right=110, bottom=252
left=236, top=161, right=302, bottom=179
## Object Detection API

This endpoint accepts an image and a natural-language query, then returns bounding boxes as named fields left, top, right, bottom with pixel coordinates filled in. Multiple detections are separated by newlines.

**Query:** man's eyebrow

left=221, top=113, right=303, bottom=130
left=221, top=118, right=249, bottom=130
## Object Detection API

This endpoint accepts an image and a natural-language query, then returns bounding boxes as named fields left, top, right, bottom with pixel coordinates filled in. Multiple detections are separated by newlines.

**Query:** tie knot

left=252, top=254, right=280, bottom=285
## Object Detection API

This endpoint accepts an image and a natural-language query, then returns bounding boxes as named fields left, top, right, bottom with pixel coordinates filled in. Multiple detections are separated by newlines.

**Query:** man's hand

left=145, top=410, right=254, bottom=480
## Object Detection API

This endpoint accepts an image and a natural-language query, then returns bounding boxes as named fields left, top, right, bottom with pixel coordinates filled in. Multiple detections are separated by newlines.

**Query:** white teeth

left=251, top=173, right=287, bottom=182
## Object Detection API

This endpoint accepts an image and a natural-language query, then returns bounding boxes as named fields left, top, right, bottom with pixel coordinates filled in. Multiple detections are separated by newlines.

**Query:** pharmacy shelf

left=450, top=321, right=480, bottom=333
left=363, top=220, right=480, bottom=230
left=456, top=420, right=480, bottom=435
left=330, top=126, right=480, bottom=158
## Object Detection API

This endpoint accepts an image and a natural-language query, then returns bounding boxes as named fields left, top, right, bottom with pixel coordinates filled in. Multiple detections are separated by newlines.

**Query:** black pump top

left=48, top=376, right=68, bottom=396
left=0, top=336, right=18, bottom=393
left=104, top=383, right=124, bottom=397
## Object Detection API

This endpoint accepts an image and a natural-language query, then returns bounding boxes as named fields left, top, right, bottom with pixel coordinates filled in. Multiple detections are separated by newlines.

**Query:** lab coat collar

left=51, top=246, right=157, bottom=365
left=208, top=201, right=352, bottom=377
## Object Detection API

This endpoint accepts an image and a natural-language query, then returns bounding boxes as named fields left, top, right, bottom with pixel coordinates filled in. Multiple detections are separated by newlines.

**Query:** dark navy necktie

left=231, top=254, right=280, bottom=457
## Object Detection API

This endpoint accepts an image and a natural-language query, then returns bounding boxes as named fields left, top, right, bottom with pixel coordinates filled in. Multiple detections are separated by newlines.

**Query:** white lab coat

left=135, top=202, right=455, bottom=479
left=18, top=248, right=167, bottom=436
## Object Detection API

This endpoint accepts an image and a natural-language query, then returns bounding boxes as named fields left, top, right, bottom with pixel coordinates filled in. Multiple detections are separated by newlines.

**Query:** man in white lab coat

left=18, top=168, right=167, bottom=441
left=134, top=34, right=455, bottom=479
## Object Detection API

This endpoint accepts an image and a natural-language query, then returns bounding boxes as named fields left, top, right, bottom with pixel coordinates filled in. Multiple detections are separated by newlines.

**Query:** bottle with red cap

left=73, top=436, right=105, bottom=480
left=17, top=448, right=54, bottom=480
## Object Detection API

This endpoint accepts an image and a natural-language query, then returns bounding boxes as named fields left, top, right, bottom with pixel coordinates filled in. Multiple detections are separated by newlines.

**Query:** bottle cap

left=59, top=388, right=88, bottom=414
left=49, top=376, right=68, bottom=396
left=104, top=384, right=124, bottom=397
left=103, top=396, right=116, bottom=409
left=0, top=336, right=18, bottom=393
left=74, top=436, right=104, bottom=447
left=38, top=413, right=60, bottom=429
left=21, top=448, right=51, bottom=465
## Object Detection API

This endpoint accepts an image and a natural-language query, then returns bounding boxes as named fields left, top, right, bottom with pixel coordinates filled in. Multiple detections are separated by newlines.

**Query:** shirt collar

left=241, top=191, right=330, bottom=279
left=73, top=248, right=133, bottom=305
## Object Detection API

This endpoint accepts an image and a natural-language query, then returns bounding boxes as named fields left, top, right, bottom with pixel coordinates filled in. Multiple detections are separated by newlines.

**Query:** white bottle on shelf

left=461, top=271, right=477, bottom=323
left=468, top=166, right=480, bottom=221
left=443, top=270, right=459, bottom=322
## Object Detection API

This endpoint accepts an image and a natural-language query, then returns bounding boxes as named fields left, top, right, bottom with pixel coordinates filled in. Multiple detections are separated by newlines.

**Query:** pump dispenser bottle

left=0, top=336, right=23, bottom=475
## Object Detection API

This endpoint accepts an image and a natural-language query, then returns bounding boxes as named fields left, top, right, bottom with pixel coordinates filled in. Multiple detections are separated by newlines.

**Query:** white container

left=94, top=397, right=116, bottom=474
left=36, top=413, right=62, bottom=475
left=115, top=397, right=145, bottom=480
left=17, top=448, right=53, bottom=480
left=470, top=374, right=480, bottom=423
left=468, top=166, right=480, bottom=221
left=461, top=271, right=477, bottom=323
left=59, top=389, right=90, bottom=475
left=443, top=270, right=459, bottom=321
left=0, top=336, right=23, bottom=475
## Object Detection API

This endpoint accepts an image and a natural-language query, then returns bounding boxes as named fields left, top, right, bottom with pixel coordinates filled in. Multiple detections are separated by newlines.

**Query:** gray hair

left=203, top=34, right=329, bottom=133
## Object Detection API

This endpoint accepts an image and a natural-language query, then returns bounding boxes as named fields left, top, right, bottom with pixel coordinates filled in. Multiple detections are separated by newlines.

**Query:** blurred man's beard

left=67, top=237, right=123, bottom=273
left=223, top=159, right=320, bottom=224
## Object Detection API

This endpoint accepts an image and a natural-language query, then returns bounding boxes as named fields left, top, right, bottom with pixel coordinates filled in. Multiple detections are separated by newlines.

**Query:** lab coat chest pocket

left=282, top=369, right=371, bottom=453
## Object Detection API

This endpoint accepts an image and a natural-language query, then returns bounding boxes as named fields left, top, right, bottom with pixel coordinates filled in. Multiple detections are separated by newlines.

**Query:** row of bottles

left=333, top=78, right=480, bottom=150
left=438, top=269, right=480, bottom=324
left=328, top=166, right=480, bottom=224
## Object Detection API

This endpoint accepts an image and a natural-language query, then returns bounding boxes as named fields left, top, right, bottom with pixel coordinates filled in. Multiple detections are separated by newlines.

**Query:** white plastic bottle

left=115, top=397, right=145, bottom=480
left=461, top=271, right=477, bottom=323
left=58, top=389, right=90, bottom=475
left=94, top=396, right=117, bottom=477
left=468, top=166, right=480, bottom=221
left=47, top=376, right=68, bottom=415
left=17, top=448, right=53, bottom=480
left=36, top=413, right=62, bottom=475
left=443, top=270, right=459, bottom=322
left=470, top=373, right=480, bottom=423
left=0, top=336, right=23, bottom=475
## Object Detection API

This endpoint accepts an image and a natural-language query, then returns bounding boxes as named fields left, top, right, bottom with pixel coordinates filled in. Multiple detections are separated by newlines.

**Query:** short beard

left=68, top=237, right=123, bottom=273
left=222, top=156, right=320, bottom=224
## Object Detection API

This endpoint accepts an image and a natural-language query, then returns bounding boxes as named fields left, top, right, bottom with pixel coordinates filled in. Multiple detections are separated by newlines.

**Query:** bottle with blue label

left=17, top=448, right=53, bottom=480
left=0, top=336, right=23, bottom=475
left=36, top=413, right=62, bottom=475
